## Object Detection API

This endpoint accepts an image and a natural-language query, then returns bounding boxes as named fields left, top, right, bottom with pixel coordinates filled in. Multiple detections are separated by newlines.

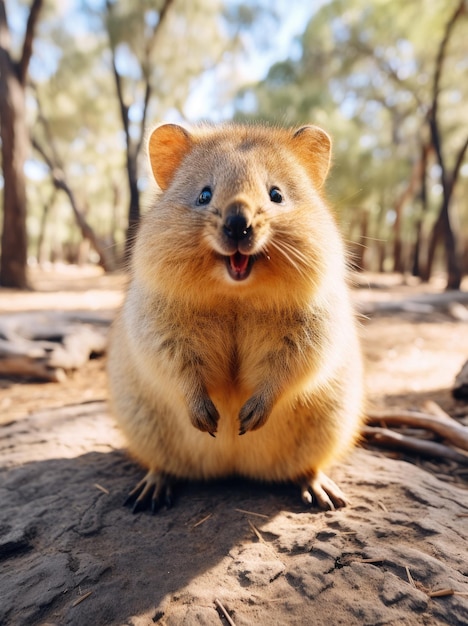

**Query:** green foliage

left=234, top=0, right=468, bottom=274
left=13, top=0, right=268, bottom=262
left=2, top=0, right=466, bottom=276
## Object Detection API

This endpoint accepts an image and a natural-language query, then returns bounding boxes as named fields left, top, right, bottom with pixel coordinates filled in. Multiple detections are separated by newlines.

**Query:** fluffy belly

left=140, top=396, right=326, bottom=483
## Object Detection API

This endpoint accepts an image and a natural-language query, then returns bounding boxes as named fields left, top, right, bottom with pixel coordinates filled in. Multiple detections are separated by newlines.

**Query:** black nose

left=223, top=213, right=251, bottom=241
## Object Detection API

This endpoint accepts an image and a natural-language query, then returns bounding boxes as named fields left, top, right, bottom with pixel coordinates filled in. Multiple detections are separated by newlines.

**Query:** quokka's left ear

left=290, top=125, right=332, bottom=189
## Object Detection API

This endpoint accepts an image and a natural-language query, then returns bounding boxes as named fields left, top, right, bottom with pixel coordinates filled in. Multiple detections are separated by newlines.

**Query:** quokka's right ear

left=290, top=125, right=332, bottom=189
left=148, top=124, right=193, bottom=190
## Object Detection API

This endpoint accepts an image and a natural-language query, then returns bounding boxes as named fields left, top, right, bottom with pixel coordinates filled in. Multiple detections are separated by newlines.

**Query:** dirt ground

left=1, top=265, right=468, bottom=626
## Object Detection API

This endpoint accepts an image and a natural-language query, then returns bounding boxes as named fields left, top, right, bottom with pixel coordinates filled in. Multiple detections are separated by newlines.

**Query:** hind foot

left=299, top=471, right=348, bottom=510
left=124, top=470, right=175, bottom=514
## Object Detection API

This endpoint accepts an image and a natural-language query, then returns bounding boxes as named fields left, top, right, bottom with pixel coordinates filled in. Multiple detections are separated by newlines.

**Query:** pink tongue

left=231, top=252, right=249, bottom=274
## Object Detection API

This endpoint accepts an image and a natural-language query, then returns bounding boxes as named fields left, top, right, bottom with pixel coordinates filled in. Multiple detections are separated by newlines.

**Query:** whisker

left=271, top=236, right=313, bottom=268
left=267, top=239, right=309, bottom=277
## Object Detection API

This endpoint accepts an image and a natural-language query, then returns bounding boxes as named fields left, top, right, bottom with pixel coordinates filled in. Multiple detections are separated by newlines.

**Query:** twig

left=406, top=566, right=416, bottom=588
left=192, top=513, right=212, bottom=528
left=362, top=426, right=468, bottom=464
left=428, top=588, right=454, bottom=598
left=366, top=410, right=468, bottom=451
left=72, top=590, right=93, bottom=607
left=248, top=519, right=265, bottom=543
left=423, top=401, right=460, bottom=423
left=94, top=483, right=109, bottom=495
left=214, top=598, right=236, bottom=626
left=234, top=508, right=269, bottom=519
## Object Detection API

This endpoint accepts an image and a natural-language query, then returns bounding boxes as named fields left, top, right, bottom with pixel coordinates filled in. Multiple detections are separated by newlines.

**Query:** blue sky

left=8, top=0, right=319, bottom=122
left=183, top=1, right=318, bottom=121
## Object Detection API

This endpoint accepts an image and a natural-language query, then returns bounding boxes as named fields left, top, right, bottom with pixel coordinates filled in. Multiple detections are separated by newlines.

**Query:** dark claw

left=123, top=472, right=175, bottom=514
left=238, top=392, right=272, bottom=434
left=123, top=479, right=146, bottom=508
left=133, top=498, right=148, bottom=515
left=189, top=392, right=219, bottom=434
left=124, top=494, right=135, bottom=508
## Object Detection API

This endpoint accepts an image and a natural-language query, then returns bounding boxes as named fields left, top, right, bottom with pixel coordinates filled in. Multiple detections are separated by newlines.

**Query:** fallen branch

left=366, top=409, right=468, bottom=452
left=361, top=426, right=468, bottom=465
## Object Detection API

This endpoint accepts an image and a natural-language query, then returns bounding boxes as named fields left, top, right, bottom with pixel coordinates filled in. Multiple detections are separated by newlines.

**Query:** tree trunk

left=420, top=194, right=461, bottom=288
left=411, top=143, right=430, bottom=278
left=37, top=194, right=53, bottom=264
left=425, top=1, right=467, bottom=289
left=392, top=151, right=429, bottom=275
left=54, top=175, right=114, bottom=272
left=105, top=0, right=175, bottom=259
left=31, top=138, right=114, bottom=272
left=440, top=195, right=462, bottom=290
left=377, top=240, right=386, bottom=274
left=411, top=218, right=423, bottom=278
left=462, top=236, right=468, bottom=278
left=0, top=67, right=29, bottom=287
left=375, top=194, right=387, bottom=273
left=392, top=201, right=403, bottom=274
left=0, top=0, right=43, bottom=288
left=421, top=211, right=442, bottom=283
left=392, top=230, right=403, bottom=274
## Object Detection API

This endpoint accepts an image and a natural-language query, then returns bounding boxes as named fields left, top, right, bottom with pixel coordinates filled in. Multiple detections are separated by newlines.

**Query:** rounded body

left=108, top=123, right=364, bottom=494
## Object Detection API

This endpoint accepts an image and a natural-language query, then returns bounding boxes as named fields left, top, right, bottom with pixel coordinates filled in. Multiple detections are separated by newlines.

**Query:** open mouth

left=225, top=252, right=254, bottom=281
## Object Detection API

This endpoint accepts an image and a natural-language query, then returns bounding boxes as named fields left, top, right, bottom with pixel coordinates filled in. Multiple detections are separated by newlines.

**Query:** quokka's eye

left=269, top=187, right=283, bottom=203
left=197, top=186, right=212, bottom=205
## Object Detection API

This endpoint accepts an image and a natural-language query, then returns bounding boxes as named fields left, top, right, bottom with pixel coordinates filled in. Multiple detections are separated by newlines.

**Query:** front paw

left=238, top=393, right=273, bottom=435
left=189, top=393, right=219, bottom=435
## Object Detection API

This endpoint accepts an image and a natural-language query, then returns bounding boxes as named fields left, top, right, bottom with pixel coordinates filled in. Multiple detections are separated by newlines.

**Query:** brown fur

left=107, top=123, right=364, bottom=510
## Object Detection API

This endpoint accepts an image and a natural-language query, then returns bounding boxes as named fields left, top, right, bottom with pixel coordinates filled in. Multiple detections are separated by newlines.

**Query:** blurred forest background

left=0, top=0, right=467, bottom=290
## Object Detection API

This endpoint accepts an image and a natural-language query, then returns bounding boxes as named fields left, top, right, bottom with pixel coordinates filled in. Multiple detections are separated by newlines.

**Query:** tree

left=100, top=0, right=236, bottom=257
left=2, top=0, right=283, bottom=270
left=31, top=128, right=114, bottom=271
left=235, top=0, right=468, bottom=286
left=0, top=0, right=43, bottom=288
left=28, top=4, right=128, bottom=268
left=104, top=0, right=175, bottom=255
left=423, top=0, right=468, bottom=289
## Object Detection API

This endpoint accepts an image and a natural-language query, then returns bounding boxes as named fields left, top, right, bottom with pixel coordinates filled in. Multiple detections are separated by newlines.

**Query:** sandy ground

left=1, top=265, right=468, bottom=625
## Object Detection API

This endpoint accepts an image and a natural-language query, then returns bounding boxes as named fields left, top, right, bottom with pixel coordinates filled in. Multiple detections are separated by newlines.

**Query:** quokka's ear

left=290, top=125, right=332, bottom=189
left=148, top=124, right=193, bottom=190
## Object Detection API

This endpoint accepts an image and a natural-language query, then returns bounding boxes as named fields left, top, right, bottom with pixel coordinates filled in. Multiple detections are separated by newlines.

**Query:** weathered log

left=358, top=290, right=468, bottom=316
left=0, top=338, right=65, bottom=381
left=0, top=311, right=108, bottom=381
